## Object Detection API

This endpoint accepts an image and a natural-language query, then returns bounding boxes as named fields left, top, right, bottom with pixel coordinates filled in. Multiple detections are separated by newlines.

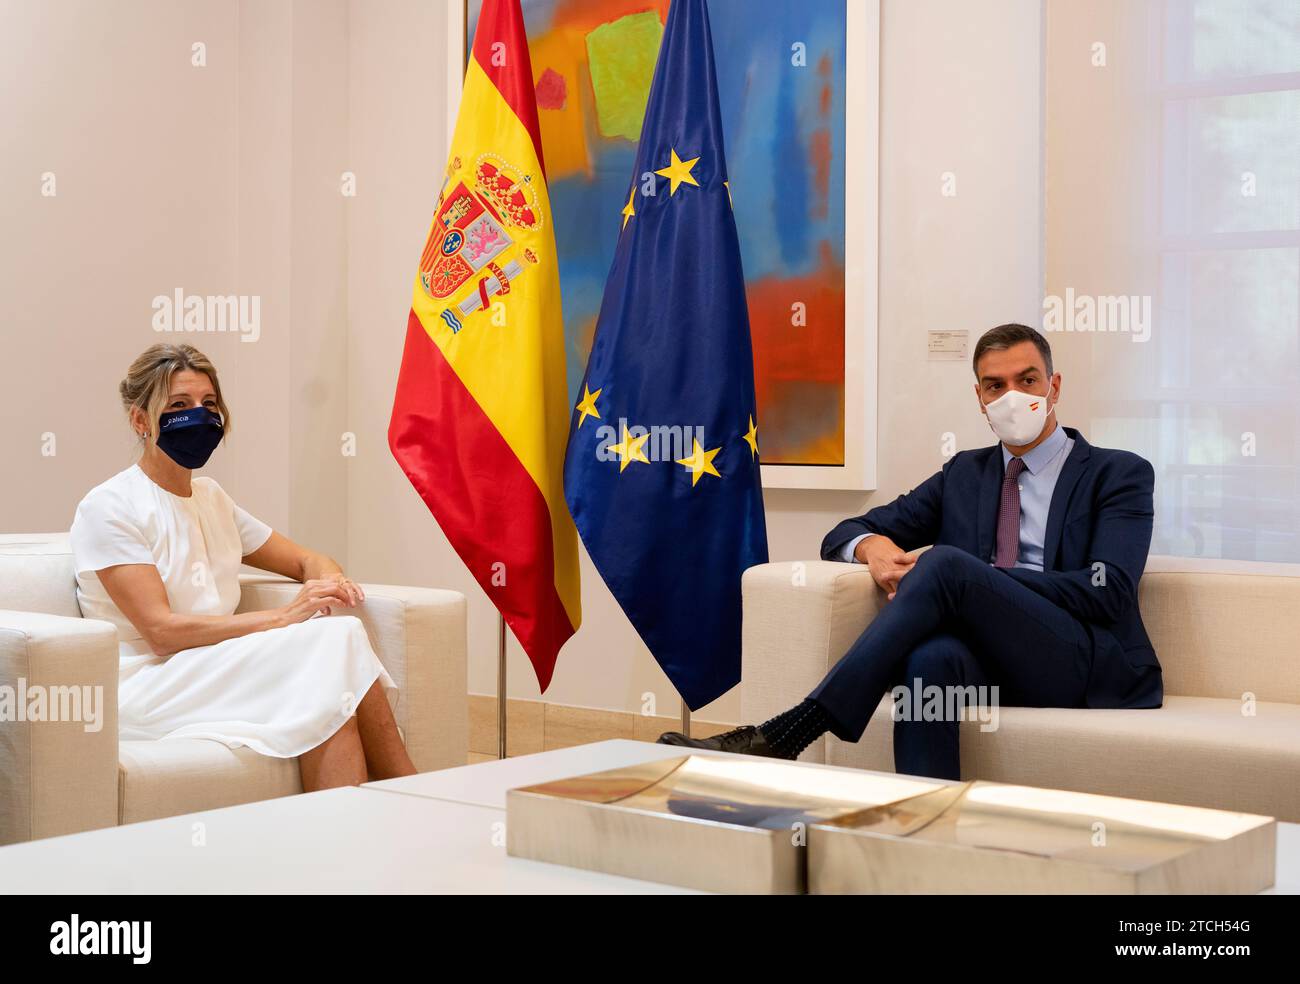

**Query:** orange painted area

left=551, top=0, right=670, bottom=33
left=530, top=28, right=591, bottom=180
left=574, top=311, right=599, bottom=369
left=746, top=243, right=846, bottom=465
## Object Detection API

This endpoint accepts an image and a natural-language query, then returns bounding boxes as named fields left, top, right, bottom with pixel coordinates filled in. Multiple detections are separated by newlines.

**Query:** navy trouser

left=807, top=545, right=1093, bottom=780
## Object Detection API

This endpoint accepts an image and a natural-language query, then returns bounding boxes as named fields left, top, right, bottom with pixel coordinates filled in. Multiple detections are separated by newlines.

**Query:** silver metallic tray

left=505, top=754, right=951, bottom=893
left=809, top=780, right=1276, bottom=894
left=507, top=754, right=1275, bottom=894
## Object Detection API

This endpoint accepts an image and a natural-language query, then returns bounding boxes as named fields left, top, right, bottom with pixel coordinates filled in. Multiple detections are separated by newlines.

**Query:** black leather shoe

left=656, top=724, right=793, bottom=759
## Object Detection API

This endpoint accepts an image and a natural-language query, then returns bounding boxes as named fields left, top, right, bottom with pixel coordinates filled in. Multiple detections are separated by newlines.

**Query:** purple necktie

left=994, top=456, right=1027, bottom=569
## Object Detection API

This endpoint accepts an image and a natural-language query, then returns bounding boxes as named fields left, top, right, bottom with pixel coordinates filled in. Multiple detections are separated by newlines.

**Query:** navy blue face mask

left=156, top=406, right=224, bottom=469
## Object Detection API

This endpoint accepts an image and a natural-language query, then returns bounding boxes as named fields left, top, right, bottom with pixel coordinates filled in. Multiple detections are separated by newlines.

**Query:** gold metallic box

left=809, top=780, right=1276, bottom=894
left=506, top=754, right=1276, bottom=894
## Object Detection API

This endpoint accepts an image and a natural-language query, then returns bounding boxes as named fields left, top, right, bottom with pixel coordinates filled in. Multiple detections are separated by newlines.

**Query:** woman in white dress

left=69, top=343, right=417, bottom=791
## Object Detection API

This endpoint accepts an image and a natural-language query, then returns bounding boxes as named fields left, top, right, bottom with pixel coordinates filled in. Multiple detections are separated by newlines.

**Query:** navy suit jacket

left=820, top=427, right=1162, bottom=709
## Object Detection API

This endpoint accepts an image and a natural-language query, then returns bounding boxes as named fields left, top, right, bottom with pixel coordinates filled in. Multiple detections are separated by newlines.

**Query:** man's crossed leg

left=659, top=546, right=1094, bottom=779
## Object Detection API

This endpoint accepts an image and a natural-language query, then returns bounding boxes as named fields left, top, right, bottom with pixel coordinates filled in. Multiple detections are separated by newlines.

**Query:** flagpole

left=680, top=699, right=690, bottom=737
left=497, top=613, right=507, bottom=759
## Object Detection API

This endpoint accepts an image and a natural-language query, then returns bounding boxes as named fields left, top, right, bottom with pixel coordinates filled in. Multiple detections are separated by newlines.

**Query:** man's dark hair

left=972, top=323, right=1053, bottom=378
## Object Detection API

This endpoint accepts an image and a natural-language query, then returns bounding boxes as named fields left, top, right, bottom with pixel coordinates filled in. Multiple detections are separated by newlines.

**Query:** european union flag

left=563, top=0, right=769, bottom=711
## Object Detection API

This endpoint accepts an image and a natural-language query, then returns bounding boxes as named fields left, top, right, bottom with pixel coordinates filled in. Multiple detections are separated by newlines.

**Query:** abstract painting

left=466, top=0, right=850, bottom=468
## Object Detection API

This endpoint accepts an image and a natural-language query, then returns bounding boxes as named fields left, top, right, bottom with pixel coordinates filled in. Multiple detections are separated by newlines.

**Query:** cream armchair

left=0, top=533, right=467, bottom=845
left=741, top=560, right=1300, bottom=822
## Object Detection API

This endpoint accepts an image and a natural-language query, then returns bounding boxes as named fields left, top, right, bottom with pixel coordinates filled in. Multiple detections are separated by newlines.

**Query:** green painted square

left=585, top=11, right=664, bottom=142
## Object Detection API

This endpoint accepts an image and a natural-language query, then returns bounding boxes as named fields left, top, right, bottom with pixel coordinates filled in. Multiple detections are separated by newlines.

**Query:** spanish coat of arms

left=419, top=152, right=543, bottom=334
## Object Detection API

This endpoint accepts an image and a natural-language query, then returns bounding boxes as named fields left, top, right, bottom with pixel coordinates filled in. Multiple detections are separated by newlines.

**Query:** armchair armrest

left=741, top=561, right=883, bottom=764
left=236, top=574, right=468, bottom=772
left=0, top=610, right=120, bottom=845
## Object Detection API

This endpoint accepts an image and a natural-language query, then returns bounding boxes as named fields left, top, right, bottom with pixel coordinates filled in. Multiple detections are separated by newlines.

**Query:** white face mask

left=984, top=386, right=1054, bottom=446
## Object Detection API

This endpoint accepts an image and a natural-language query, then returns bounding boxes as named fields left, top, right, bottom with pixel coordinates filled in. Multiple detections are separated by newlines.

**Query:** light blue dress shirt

left=841, top=424, right=1075, bottom=572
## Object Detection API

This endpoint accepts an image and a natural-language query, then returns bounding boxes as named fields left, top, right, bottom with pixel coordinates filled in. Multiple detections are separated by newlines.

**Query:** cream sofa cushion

left=1139, top=571, right=1300, bottom=703
left=829, top=694, right=1300, bottom=820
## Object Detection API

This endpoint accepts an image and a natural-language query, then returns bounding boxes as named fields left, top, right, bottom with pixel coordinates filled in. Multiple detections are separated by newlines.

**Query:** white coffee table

left=0, top=740, right=1295, bottom=894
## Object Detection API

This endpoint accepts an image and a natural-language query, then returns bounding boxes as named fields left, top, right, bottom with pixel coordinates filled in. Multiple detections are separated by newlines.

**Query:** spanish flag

left=388, top=0, right=580, bottom=691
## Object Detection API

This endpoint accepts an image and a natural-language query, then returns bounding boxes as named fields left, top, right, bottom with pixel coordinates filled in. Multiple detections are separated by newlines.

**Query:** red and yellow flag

left=388, top=0, right=580, bottom=691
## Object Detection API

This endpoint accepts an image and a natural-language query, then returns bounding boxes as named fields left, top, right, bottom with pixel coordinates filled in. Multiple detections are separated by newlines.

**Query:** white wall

left=2, top=0, right=244, bottom=523
left=0, top=0, right=349, bottom=560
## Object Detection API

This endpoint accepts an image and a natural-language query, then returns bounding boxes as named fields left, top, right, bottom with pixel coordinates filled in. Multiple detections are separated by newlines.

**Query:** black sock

left=757, top=698, right=833, bottom=758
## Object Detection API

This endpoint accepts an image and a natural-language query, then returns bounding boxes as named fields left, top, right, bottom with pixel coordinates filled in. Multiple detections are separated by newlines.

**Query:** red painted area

left=812, top=56, right=833, bottom=222
left=535, top=66, right=568, bottom=110
left=389, top=310, right=575, bottom=691
left=810, top=128, right=831, bottom=221
left=471, top=0, right=548, bottom=178
left=746, top=244, right=846, bottom=464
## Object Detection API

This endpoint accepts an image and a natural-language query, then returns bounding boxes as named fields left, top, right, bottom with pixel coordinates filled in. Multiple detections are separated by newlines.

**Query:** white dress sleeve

left=233, top=502, right=274, bottom=556
left=69, top=489, right=155, bottom=574
left=204, top=478, right=274, bottom=556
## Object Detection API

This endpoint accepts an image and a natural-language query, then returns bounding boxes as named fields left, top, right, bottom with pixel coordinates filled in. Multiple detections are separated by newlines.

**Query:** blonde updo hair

left=119, top=344, right=232, bottom=448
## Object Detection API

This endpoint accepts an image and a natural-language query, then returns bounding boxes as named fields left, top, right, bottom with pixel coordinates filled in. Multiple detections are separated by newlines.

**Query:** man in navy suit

left=659, top=323, right=1161, bottom=779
